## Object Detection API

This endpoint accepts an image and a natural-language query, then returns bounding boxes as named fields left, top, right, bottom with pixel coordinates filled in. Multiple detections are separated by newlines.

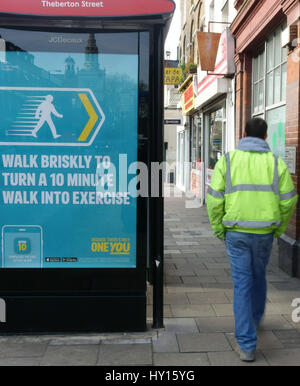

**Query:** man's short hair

left=245, top=118, right=268, bottom=139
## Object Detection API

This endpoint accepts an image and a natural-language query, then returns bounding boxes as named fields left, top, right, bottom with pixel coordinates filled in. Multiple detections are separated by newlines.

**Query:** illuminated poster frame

left=0, top=0, right=173, bottom=332
left=0, top=29, right=139, bottom=269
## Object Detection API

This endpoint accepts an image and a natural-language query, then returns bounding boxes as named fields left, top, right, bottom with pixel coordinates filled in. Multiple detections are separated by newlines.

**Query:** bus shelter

left=0, top=0, right=174, bottom=332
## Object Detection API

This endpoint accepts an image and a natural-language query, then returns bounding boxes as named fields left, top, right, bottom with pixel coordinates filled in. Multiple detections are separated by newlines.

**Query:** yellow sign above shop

left=164, top=67, right=182, bottom=85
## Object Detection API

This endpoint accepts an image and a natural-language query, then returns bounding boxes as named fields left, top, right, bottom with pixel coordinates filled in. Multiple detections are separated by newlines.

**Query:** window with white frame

left=252, top=49, right=265, bottom=115
left=209, top=0, right=215, bottom=27
left=183, top=35, right=186, bottom=63
left=183, top=0, right=187, bottom=25
left=222, top=1, right=229, bottom=24
left=252, top=23, right=287, bottom=158
left=190, top=20, right=194, bottom=62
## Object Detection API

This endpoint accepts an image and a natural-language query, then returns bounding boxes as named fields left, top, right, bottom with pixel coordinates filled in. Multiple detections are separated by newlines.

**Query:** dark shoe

left=240, top=350, right=255, bottom=362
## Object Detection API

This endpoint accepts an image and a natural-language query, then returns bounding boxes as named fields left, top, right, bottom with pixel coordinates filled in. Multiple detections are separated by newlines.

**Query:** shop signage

left=191, top=165, right=203, bottom=200
left=285, top=147, right=297, bottom=174
left=182, top=83, right=195, bottom=115
left=0, top=0, right=175, bottom=17
left=197, top=27, right=235, bottom=96
left=164, top=67, right=182, bottom=85
left=193, top=74, right=199, bottom=96
left=197, top=32, right=221, bottom=72
left=164, top=119, right=181, bottom=125
left=213, top=27, right=235, bottom=75
left=164, top=60, right=179, bottom=68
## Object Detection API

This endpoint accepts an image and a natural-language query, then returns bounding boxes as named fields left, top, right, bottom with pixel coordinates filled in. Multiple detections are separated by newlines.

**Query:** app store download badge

left=2, top=225, right=42, bottom=268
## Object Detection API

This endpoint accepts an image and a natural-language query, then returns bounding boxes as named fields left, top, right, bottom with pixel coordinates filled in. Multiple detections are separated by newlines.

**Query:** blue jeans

left=225, top=231, right=274, bottom=353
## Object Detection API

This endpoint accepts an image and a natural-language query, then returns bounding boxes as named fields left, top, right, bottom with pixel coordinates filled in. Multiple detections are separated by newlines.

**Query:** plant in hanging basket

left=187, top=62, right=197, bottom=74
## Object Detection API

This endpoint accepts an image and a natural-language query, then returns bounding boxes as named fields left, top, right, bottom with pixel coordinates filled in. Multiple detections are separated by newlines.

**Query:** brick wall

left=285, top=19, right=300, bottom=240
left=232, top=0, right=300, bottom=241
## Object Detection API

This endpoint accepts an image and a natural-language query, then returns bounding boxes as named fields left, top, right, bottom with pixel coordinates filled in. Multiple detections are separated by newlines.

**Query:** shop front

left=176, top=123, right=190, bottom=192
left=189, top=99, right=227, bottom=203
left=203, top=100, right=227, bottom=194
left=190, top=111, right=203, bottom=200
left=191, top=27, right=236, bottom=204
left=231, top=0, right=300, bottom=277
left=176, top=77, right=194, bottom=194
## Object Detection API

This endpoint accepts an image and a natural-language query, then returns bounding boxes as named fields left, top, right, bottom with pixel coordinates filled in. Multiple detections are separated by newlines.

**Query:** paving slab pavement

left=0, top=185, right=300, bottom=366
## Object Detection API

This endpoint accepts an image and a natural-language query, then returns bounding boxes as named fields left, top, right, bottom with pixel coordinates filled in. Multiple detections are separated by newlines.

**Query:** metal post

left=152, top=25, right=164, bottom=329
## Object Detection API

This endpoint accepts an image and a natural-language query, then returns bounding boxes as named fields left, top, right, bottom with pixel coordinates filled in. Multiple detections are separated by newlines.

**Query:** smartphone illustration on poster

left=2, top=225, right=43, bottom=268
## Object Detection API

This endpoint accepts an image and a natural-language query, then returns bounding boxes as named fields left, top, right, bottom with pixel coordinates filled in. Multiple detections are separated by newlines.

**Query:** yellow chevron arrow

left=78, top=93, right=98, bottom=142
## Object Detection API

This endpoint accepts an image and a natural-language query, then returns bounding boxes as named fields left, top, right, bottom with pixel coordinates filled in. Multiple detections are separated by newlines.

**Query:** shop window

left=252, top=23, right=287, bottom=159
left=191, top=115, right=202, bottom=169
left=197, top=4, right=202, bottom=30
left=281, top=62, right=287, bottom=101
left=222, top=1, right=229, bottom=24
left=208, top=108, right=224, bottom=170
left=192, top=121, right=197, bottom=168
left=265, top=26, right=287, bottom=107
left=197, top=117, right=202, bottom=165
left=183, top=1, right=187, bottom=26
left=182, top=35, right=186, bottom=63
left=266, top=106, right=286, bottom=160
left=209, top=1, right=215, bottom=31
left=252, top=50, right=265, bottom=114
left=252, top=24, right=287, bottom=112
left=190, top=20, right=194, bottom=63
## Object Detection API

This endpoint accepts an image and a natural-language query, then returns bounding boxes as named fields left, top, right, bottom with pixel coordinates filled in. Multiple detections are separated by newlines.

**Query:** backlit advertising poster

left=0, top=30, right=138, bottom=268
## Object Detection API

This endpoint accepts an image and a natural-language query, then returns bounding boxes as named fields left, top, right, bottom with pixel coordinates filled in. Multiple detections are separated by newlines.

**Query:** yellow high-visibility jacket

left=206, top=137, right=298, bottom=240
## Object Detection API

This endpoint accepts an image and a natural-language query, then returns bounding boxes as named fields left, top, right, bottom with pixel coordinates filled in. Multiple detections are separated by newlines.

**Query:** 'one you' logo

left=0, top=298, right=6, bottom=323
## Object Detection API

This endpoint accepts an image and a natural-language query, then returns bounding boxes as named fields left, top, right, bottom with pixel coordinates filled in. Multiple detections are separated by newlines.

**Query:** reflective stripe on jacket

left=206, top=137, right=298, bottom=240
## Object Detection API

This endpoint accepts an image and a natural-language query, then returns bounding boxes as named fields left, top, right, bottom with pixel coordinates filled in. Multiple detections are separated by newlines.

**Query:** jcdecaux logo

left=0, top=87, right=105, bottom=147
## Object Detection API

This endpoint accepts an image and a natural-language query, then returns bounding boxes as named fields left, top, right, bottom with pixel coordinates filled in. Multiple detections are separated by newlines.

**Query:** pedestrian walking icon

left=8, top=95, right=63, bottom=139
left=0, top=87, right=105, bottom=147
left=32, top=95, right=63, bottom=139
left=7, top=94, right=63, bottom=139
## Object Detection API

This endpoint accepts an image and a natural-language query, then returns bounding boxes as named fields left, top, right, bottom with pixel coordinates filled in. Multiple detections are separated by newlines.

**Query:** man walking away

left=206, top=118, right=298, bottom=362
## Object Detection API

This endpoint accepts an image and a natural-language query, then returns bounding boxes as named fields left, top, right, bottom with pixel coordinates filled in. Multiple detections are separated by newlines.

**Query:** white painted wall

left=203, top=0, right=237, bottom=33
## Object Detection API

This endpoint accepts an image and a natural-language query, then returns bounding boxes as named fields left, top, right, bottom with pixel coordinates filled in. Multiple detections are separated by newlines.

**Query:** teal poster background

left=0, top=31, right=138, bottom=268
